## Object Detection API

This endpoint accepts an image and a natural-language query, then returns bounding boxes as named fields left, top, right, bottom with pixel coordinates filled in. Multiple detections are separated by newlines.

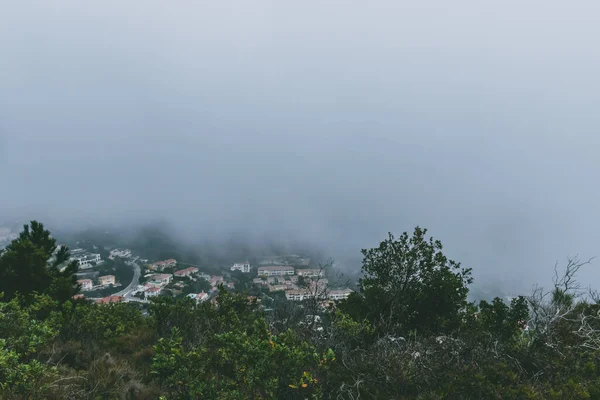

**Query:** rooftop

left=152, top=274, right=172, bottom=280
left=258, top=266, right=295, bottom=271
left=96, top=296, right=124, bottom=304
left=154, top=259, right=176, bottom=265
left=286, top=289, right=310, bottom=295
left=330, top=288, right=354, bottom=294
left=174, top=267, right=197, bottom=275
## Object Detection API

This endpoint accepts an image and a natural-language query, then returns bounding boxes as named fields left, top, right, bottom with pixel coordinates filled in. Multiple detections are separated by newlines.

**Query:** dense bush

left=2, top=222, right=600, bottom=399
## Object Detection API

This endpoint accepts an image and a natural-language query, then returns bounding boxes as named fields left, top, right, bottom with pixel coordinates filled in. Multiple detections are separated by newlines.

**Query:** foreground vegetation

left=1, top=222, right=600, bottom=399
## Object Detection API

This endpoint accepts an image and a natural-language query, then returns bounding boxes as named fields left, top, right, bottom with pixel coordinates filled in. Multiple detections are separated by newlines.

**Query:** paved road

left=113, top=259, right=141, bottom=297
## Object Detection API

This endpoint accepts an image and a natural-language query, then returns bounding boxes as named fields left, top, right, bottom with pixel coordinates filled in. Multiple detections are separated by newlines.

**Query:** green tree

left=181, top=278, right=211, bottom=296
left=340, top=227, right=472, bottom=335
left=0, top=294, right=60, bottom=398
left=152, top=290, right=333, bottom=399
left=476, top=296, right=529, bottom=344
left=0, top=221, right=79, bottom=302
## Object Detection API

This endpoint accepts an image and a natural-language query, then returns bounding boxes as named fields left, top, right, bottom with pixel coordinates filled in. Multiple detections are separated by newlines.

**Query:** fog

left=1, top=1, right=599, bottom=293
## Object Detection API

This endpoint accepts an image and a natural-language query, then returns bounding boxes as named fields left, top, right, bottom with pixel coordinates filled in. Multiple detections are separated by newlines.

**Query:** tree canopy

left=341, top=227, right=473, bottom=335
left=0, top=221, right=79, bottom=302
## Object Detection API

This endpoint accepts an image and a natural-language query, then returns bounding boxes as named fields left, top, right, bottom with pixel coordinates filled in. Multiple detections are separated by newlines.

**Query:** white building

left=77, top=279, right=93, bottom=291
left=296, top=269, right=325, bottom=278
left=98, top=275, right=115, bottom=286
left=109, top=249, right=132, bottom=260
left=174, top=267, right=198, bottom=278
left=198, top=273, right=211, bottom=281
left=71, top=252, right=102, bottom=269
left=258, top=266, right=295, bottom=277
left=150, top=259, right=177, bottom=271
left=231, top=262, right=251, bottom=273
left=253, top=278, right=267, bottom=286
left=188, top=292, right=209, bottom=303
left=150, top=274, right=173, bottom=286
left=285, top=289, right=313, bottom=301
left=145, top=287, right=162, bottom=297
left=269, top=284, right=288, bottom=292
left=328, top=288, right=353, bottom=301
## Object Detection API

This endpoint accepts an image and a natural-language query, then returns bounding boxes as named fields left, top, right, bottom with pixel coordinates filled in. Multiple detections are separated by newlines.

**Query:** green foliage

left=152, top=291, right=331, bottom=399
left=0, top=294, right=59, bottom=397
left=340, top=227, right=473, bottom=335
left=0, top=221, right=79, bottom=302
left=180, top=277, right=211, bottom=295
left=476, top=296, right=529, bottom=344
left=59, top=300, right=146, bottom=342
left=231, top=270, right=253, bottom=292
left=3, top=222, right=600, bottom=399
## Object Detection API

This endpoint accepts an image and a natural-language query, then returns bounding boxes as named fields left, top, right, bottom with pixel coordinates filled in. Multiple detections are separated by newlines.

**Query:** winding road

left=113, top=259, right=141, bottom=297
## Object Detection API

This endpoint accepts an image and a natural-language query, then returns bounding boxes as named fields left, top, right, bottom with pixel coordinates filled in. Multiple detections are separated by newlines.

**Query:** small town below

left=67, top=242, right=354, bottom=308
left=72, top=249, right=353, bottom=307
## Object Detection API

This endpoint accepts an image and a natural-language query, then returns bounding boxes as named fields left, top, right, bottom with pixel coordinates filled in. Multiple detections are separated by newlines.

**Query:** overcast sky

left=1, top=1, right=599, bottom=292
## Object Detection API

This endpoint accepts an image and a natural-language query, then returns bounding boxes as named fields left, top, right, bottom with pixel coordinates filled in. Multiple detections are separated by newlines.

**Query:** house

left=285, top=286, right=341, bottom=301
left=296, top=269, right=325, bottom=278
left=145, top=287, right=162, bottom=297
left=258, top=266, right=295, bottom=277
left=174, top=267, right=198, bottom=278
left=268, top=284, right=288, bottom=292
left=188, top=292, right=209, bottom=302
left=71, top=252, right=102, bottom=269
left=197, top=292, right=209, bottom=302
left=284, top=281, right=298, bottom=290
left=231, top=262, right=251, bottom=273
left=226, top=281, right=235, bottom=289
left=285, top=289, right=313, bottom=301
left=328, top=288, right=353, bottom=301
left=98, top=275, right=115, bottom=286
left=96, top=295, right=124, bottom=304
left=150, top=259, right=177, bottom=271
left=253, top=278, right=267, bottom=286
left=72, top=294, right=85, bottom=300
left=109, top=248, right=132, bottom=260
left=77, top=279, right=93, bottom=291
left=198, top=273, right=211, bottom=281
left=209, top=276, right=224, bottom=286
left=150, top=274, right=172, bottom=286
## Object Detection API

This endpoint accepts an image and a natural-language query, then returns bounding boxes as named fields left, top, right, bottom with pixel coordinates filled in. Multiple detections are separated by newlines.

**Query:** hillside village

left=70, top=245, right=353, bottom=307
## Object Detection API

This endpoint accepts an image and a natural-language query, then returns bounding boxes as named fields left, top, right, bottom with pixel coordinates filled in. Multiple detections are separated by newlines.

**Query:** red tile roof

left=96, top=295, right=124, bottom=304
left=174, top=267, right=198, bottom=276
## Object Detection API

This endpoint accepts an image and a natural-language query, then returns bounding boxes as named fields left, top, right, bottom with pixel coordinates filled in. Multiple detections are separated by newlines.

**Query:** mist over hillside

left=3, top=2, right=600, bottom=398
left=2, top=1, right=599, bottom=295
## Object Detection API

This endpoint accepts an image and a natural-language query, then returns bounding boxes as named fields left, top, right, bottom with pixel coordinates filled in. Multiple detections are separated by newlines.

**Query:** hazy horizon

left=2, top=1, right=599, bottom=293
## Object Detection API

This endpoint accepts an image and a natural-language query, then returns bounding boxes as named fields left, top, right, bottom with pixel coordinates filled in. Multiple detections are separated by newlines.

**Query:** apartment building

left=77, top=279, right=93, bottom=291
left=98, top=275, right=115, bottom=286
left=257, top=266, right=295, bottom=277
left=174, top=267, right=198, bottom=278
left=231, top=262, right=251, bottom=273
left=296, top=269, right=325, bottom=278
